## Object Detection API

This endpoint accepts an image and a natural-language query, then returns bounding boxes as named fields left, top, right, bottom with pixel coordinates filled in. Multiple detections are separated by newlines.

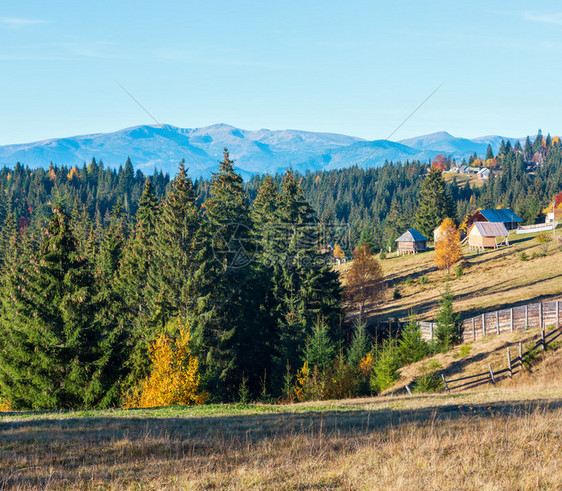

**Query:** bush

left=370, top=340, right=401, bottom=394
left=419, top=275, right=429, bottom=285
left=393, top=287, right=402, bottom=300
left=434, top=283, right=460, bottom=352
left=398, top=313, right=429, bottom=364
left=413, top=360, right=444, bottom=393
left=379, top=250, right=387, bottom=260
left=455, top=265, right=463, bottom=278
left=519, top=251, right=528, bottom=262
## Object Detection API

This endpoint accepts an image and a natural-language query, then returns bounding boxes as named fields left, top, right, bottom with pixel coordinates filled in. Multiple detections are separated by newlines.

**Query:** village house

left=395, top=229, right=428, bottom=255
left=467, top=208, right=524, bottom=231
left=466, top=221, right=509, bottom=251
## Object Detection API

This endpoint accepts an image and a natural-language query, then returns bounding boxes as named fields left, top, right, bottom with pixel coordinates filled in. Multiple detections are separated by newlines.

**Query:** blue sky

left=1, top=1, right=562, bottom=145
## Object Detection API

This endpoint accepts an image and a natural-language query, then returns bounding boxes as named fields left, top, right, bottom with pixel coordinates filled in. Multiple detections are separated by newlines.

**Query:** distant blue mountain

left=0, top=124, right=523, bottom=178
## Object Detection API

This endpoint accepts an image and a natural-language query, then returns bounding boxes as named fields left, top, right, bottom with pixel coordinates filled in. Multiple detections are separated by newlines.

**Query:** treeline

left=0, top=158, right=170, bottom=232
left=0, top=151, right=348, bottom=409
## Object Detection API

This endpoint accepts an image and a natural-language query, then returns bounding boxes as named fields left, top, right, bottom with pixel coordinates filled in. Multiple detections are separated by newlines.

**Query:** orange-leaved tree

left=0, top=397, right=10, bottom=412
left=345, top=244, right=384, bottom=322
left=435, top=218, right=462, bottom=274
left=123, top=318, right=207, bottom=408
left=333, top=243, right=345, bottom=260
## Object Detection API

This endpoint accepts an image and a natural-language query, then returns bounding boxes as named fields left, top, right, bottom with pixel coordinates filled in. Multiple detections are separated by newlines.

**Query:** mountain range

left=0, top=124, right=522, bottom=178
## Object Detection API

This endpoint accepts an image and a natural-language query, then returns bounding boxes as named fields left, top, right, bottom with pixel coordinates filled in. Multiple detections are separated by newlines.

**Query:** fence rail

left=438, top=327, right=561, bottom=393
left=419, top=300, right=562, bottom=343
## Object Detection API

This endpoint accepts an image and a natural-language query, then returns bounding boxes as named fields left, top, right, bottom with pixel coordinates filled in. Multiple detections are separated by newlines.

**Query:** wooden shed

left=467, top=222, right=509, bottom=251
left=395, top=229, right=428, bottom=255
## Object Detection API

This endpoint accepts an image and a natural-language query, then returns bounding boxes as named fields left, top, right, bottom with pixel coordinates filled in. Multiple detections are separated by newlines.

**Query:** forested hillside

left=0, top=133, right=560, bottom=410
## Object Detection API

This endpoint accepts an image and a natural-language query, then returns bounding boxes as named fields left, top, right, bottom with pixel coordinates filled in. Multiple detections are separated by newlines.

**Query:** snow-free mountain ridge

left=0, top=124, right=522, bottom=178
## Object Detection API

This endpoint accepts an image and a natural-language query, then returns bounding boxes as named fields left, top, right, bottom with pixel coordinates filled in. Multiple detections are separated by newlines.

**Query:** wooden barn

left=468, top=208, right=523, bottom=231
left=467, top=222, right=509, bottom=251
left=395, top=229, right=428, bottom=255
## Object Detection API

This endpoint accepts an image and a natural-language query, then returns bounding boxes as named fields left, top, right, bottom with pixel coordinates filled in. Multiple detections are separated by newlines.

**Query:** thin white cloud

left=0, top=17, right=46, bottom=28
left=522, top=12, right=562, bottom=26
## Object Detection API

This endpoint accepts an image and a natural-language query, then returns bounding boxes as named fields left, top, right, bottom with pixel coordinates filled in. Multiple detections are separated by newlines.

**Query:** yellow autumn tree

left=333, top=243, right=345, bottom=260
left=123, top=318, right=207, bottom=408
left=435, top=217, right=462, bottom=274
left=0, top=397, right=10, bottom=412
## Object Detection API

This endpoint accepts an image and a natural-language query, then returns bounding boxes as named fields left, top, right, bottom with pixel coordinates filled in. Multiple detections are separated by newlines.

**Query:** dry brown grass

left=2, top=385, right=562, bottom=489
left=338, top=231, right=562, bottom=323
left=386, top=326, right=562, bottom=395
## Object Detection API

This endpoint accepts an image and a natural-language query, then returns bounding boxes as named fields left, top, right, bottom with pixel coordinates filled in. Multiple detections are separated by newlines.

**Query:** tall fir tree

left=201, top=149, right=267, bottom=400
left=0, top=205, right=117, bottom=409
left=414, top=167, right=455, bottom=238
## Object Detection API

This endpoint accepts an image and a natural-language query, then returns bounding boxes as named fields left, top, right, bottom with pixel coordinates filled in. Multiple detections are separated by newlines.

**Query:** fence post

left=441, top=374, right=450, bottom=392
left=405, top=385, right=412, bottom=396
left=541, top=329, right=546, bottom=351
left=482, top=314, right=486, bottom=336
left=430, top=322, right=433, bottom=341
left=472, top=317, right=475, bottom=340
left=539, top=302, right=543, bottom=330
left=525, top=305, right=529, bottom=329
left=557, top=301, right=560, bottom=327
left=519, top=342, right=523, bottom=372
left=488, top=364, right=496, bottom=385
left=507, top=347, right=512, bottom=379
left=496, top=310, right=500, bottom=334
left=510, top=308, right=514, bottom=332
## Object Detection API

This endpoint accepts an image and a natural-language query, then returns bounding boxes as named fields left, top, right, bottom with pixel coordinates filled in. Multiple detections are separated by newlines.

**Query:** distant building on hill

left=395, top=229, right=428, bottom=255
left=467, top=222, right=509, bottom=251
left=477, top=168, right=490, bottom=180
left=468, top=208, right=523, bottom=231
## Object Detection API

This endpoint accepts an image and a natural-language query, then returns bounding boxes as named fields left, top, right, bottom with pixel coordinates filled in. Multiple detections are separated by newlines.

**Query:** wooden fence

left=404, top=327, right=562, bottom=395
left=419, top=300, right=562, bottom=343
left=441, top=327, right=562, bottom=392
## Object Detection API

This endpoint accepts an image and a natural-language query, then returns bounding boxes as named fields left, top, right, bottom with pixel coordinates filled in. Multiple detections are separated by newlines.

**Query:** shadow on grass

left=1, top=396, right=562, bottom=488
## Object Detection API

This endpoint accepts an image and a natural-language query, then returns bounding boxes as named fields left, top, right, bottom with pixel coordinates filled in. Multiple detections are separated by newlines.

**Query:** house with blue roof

left=468, top=208, right=524, bottom=231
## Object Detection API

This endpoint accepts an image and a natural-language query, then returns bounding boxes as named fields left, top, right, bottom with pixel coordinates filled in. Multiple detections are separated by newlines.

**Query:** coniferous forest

left=0, top=132, right=561, bottom=409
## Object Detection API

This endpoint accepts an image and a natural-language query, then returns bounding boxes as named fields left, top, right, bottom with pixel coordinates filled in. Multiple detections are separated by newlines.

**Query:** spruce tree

left=201, top=149, right=266, bottom=400
left=415, top=167, right=455, bottom=238
left=398, top=313, right=428, bottom=364
left=148, top=160, right=208, bottom=327
left=435, top=283, right=460, bottom=352
left=0, top=205, right=113, bottom=409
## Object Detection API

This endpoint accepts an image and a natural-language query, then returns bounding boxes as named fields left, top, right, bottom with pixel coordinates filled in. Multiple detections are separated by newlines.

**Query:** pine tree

left=398, top=313, right=428, bottom=364
left=415, top=167, right=454, bottom=238
left=148, top=160, right=208, bottom=327
left=201, top=149, right=266, bottom=400
left=0, top=205, right=114, bottom=409
left=347, top=322, right=369, bottom=369
left=304, top=318, right=335, bottom=372
left=435, top=282, right=460, bottom=352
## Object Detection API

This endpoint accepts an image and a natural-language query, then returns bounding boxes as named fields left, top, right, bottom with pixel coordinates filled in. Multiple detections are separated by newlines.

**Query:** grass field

left=2, top=323, right=562, bottom=489
left=340, top=230, right=562, bottom=324
left=2, top=386, right=562, bottom=489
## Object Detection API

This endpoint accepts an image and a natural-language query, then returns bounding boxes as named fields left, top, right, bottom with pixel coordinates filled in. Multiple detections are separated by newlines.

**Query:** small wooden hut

left=467, top=222, right=509, bottom=251
left=395, top=229, right=428, bottom=255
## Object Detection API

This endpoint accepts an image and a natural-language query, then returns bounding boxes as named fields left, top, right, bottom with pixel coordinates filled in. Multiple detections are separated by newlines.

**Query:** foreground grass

left=2, top=387, right=562, bottom=489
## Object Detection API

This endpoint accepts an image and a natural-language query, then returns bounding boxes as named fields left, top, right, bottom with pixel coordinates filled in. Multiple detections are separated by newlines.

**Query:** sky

left=1, top=0, right=562, bottom=145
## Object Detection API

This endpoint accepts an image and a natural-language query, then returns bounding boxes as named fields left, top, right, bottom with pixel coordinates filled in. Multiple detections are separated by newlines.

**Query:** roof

left=476, top=209, right=524, bottom=223
left=469, top=221, right=508, bottom=237
left=396, top=229, right=428, bottom=242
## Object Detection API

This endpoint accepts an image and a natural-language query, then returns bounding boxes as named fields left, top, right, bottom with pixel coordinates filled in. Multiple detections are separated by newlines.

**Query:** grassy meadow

left=339, top=229, right=562, bottom=323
